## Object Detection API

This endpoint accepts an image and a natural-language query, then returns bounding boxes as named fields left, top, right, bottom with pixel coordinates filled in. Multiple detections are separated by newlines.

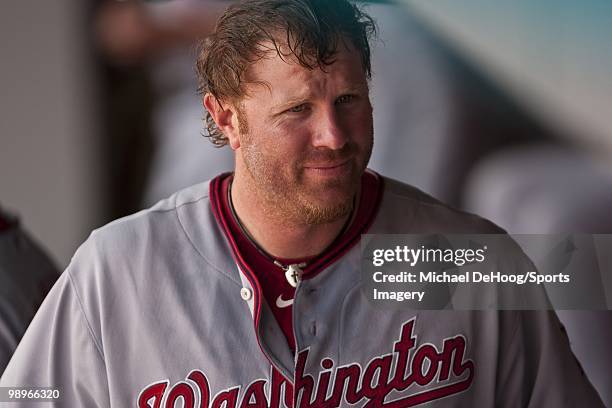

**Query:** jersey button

left=240, top=287, right=252, bottom=301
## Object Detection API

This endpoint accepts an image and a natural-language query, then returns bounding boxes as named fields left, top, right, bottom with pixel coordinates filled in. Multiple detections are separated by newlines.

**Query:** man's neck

left=230, top=172, right=354, bottom=260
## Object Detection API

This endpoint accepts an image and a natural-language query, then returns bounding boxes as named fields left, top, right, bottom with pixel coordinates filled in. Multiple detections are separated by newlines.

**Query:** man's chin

left=299, top=202, right=353, bottom=225
left=302, top=167, right=361, bottom=192
left=295, top=189, right=356, bottom=225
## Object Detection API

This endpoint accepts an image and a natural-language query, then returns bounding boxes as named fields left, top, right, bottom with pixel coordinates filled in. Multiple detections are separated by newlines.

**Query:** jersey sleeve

left=496, top=310, right=605, bottom=407
left=0, top=244, right=110, bottom=407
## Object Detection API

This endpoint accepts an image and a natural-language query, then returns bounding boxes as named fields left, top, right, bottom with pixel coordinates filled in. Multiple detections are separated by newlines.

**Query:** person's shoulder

left=95, top=180, right=211, bottom=242
left=68, top=180, right=214, bottom=276
left=378, top=175, right=504, bottom=234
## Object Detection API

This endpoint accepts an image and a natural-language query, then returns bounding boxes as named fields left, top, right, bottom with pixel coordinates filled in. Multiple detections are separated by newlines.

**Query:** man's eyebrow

left=271, top=84, right=368, bottom=113
left=270, top=96, right=310, bottom=114
left=342, top=84, right=368, bottom=95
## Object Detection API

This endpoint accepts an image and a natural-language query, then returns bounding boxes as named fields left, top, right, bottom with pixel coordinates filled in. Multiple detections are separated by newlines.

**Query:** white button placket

left=236, top=264, right=255, bottom=317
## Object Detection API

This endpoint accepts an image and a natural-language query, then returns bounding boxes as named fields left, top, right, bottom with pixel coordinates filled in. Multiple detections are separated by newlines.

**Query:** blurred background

left=0, top=0, right=611, bottom=403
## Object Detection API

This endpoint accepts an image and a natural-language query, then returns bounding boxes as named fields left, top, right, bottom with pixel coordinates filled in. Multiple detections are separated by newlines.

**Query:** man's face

left=235, top=43, right=373, bottom=225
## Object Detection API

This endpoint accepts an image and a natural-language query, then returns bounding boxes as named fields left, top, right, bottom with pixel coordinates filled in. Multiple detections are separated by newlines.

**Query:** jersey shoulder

left=88, top=180, right=212, bottom=252
left=66, top=179, right=237, bottom=289
left=376, top=176, right=504, bottom=234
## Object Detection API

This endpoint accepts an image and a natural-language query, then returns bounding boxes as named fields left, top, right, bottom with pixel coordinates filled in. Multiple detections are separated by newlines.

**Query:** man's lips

left=303, top=159, right=352, bottom=170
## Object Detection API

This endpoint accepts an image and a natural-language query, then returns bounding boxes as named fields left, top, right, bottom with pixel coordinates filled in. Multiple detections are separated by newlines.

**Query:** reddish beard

left=241, top=142, right=365, bottom=225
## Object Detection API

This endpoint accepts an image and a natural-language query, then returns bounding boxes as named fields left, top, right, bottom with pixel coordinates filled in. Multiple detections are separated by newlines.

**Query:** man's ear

left=203, top=93, right=241, bottom=150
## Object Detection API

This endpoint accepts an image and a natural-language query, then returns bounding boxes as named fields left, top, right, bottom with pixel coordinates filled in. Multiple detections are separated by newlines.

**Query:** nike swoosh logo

left=276, top=295, right=294, bottom=308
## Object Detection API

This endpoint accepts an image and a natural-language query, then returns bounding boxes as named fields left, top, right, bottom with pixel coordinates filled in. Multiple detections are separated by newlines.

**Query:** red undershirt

left=212, top=171, right=382, bottom=352
left=0, top=214, right=12, bottom=232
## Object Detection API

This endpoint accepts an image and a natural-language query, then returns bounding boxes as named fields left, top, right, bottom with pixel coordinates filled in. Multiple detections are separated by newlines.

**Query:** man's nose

left=311, top=108, right=348, bottom=150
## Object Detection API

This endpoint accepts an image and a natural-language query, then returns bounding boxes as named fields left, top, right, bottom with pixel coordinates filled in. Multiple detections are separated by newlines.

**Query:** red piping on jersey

left=210, top=175, right=264, bottom=326
left=301, top=170, right=384, bottom=279
left=210, top=175, right=276, bottom=380
left=210, top=171, right=384, bottom=385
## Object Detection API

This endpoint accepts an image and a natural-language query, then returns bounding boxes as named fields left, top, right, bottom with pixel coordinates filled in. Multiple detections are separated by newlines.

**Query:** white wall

left=0, top=0, right=104, bottom=267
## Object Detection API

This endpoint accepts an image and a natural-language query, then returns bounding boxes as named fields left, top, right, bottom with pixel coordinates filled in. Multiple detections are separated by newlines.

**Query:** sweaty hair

left=195, top=0, right=377, bottom=147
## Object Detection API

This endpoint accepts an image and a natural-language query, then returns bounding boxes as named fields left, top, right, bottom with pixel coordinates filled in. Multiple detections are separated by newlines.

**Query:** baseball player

left=0, top=1, right=605, bottom=407
left=0, top=209, right=59, bottom=376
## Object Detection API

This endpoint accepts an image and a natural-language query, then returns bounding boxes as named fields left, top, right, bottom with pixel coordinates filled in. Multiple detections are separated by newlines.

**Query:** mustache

left=300, top=144, right=357, bottom=166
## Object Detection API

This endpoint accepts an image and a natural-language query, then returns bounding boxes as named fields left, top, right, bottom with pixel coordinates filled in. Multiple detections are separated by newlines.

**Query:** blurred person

left=0, top=1, right=604, bottom=406
left=0, top=207, right=59, bottom=375
left=95, top=0, right=234, bottom=207
left=95, top=0, right=228, bottom=65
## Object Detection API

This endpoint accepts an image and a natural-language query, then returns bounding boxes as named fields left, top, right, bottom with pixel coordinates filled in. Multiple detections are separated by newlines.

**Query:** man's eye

left=288, top=104, right=306, bottom=113
left=336, top=95, right=355, bottom=104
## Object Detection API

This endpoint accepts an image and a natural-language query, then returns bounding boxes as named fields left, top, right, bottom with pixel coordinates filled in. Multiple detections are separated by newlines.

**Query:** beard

left=239, top=132, right=372, bottom=226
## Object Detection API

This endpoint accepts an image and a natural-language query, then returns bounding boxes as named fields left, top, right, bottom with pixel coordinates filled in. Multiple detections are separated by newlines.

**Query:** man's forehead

left=243, top=41, right=366, bottom=97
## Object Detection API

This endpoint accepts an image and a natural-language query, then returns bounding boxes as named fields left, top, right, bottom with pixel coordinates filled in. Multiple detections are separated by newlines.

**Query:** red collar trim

left=209, top=170, right=383, bottom=369
left=210, top=171, right=383, bottom=322
left=210, top=175, right=264, bottom=325
left=211, top=171, right=383, bottom=283
left=302, top=170, right=383, bottom=279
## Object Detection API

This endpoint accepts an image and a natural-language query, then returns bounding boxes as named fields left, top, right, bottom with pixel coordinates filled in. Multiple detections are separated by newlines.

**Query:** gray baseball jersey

left=0, top=172, right=604, bottom=407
